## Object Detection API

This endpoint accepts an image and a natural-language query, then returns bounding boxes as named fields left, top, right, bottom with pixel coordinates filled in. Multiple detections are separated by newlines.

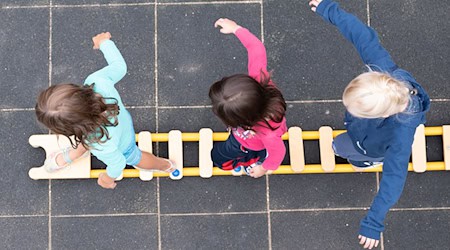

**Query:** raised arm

left=84, top=32, right=127, bottom=86
left=234, top=28, right=268, bottom=80
left=360, top=128, right=415, bottom=242
left=214, top=18, right=268, bottom=81
left=311, top=0, right=397, bottom=72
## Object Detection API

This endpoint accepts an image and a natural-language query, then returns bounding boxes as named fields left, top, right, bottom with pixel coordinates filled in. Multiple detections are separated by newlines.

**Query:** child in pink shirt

left=209, top=18, right=287, bottom=178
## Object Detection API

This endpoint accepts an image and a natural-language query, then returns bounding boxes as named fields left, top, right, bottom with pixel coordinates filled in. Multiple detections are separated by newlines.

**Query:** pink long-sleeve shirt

left=231, top=27, right=287, bottom=170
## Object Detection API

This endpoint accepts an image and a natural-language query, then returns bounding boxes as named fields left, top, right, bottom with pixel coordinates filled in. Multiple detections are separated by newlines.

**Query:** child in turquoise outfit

left=35, top=32, right=176, bottom=189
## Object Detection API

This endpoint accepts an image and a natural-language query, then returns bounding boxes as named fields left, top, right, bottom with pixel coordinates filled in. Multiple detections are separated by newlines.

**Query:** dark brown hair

left=209, top=73, right=286, bottom=130
left=35, top=83, right=119, bottom=149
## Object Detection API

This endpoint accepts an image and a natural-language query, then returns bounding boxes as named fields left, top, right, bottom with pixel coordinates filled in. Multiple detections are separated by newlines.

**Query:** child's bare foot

left=134, top=158, right=176, bottom=173
left=160, top=159, right=176, bottom=173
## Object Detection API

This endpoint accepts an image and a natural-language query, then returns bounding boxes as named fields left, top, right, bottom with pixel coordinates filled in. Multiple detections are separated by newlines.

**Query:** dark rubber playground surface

left=0, top=0, right=449, bottom=249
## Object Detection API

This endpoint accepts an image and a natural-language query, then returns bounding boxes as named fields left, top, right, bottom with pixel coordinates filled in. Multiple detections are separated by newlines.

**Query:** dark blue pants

left=211, top=134, right=267, bottom=170
left=333, top=133, right=384, bottom=167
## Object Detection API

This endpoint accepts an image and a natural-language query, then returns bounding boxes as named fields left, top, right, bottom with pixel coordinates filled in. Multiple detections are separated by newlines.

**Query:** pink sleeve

left=260, top=135, right=286, bottom=170
left=234, top=27, right=269, bottom=82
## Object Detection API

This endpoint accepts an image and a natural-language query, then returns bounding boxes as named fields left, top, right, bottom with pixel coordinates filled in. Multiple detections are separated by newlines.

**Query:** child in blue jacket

left=309, top=0, right=430, bottom=249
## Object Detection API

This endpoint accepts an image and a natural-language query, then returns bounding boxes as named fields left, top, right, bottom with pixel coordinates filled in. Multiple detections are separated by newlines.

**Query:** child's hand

left=249, top=164, right=268, bottom=178
left=98, top=173, right=117, bottom=189
left=92, top=32, right=112, bottom=50
left=214, top=18, right=241, bottom=34
left=358, top=235, right=379, bottom=249
left=309, top=0, right=323, bottom=12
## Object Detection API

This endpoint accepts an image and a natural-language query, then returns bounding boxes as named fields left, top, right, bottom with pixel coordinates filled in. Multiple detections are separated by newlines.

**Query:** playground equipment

left=29, top=125, right=450, bottom=181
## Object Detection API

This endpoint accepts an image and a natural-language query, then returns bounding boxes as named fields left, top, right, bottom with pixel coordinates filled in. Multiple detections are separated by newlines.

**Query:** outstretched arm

left=310, top=0, right=397, bottom=72
left=85, top=32, right=127, bottom=86
left=214, top=18, right=268, bottom=81
left=359, top=130, right=414, bottom=241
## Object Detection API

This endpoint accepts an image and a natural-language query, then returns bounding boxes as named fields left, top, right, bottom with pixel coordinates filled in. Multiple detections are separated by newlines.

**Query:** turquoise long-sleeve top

left=83, top=40, right=134, bottom=179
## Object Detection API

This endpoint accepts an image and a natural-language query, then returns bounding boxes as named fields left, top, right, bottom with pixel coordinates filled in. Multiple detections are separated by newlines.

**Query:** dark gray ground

left=0, top=0, right=449, bottom=249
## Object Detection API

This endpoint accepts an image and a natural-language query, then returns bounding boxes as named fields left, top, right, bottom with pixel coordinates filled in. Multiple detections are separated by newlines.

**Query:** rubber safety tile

left=159, top=0, right=251, bottom=2
left=424, top=102, right=450, bottom=126
left=269, top=173, right=377, bottom=210
left=51, top=5, right=155, bottom=106
left=271, top=210, right=368, bottom=249
left=0, top=8, right=49, bottom=109
left=159, top=176, right=267, bottom=213
left=370, top=0, right=450, bottom=99
left=54, top=0, right=152, bottom=5
left=393, top=171, right=450, bottom=208
left=0, top=111, right=49, bottom=215
left=158, top=107, right=225, bottom=133
left=384, top=210, right=450, bottom=249
left=160, top=213, right=268, bottom=250
left=264, top=0, right=367, bottom=101
left=0, top=217, right=48, bottom=250
left=51, top=178, right=157, bottom=215
left=285, top=102, right=347, bottom=130
left=52, top=215, right=157, bottom=249
left=128, top=107, right=157, bottom=132
left=157, top=3, right=261, bottom=106
left=0, top=0, right=48, bottom=7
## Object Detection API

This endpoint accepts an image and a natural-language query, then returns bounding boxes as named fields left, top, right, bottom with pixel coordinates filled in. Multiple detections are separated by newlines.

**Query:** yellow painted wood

left=288, top=126, right=305, bottom=172
left=412, top=125, right=427, bottom=173
left=90, top=162, right=446, bottom=178
left=135, top=126, right=443, bottom=142
left=32, top=125, right=449, bottom=181
left=443, top=125, right=450, bottom=171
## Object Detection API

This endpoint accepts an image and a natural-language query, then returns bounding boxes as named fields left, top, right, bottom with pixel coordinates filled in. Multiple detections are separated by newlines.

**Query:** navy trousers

left=211, top=134, right=267, bottom=170
left=333, top=132, right=384, bottom=167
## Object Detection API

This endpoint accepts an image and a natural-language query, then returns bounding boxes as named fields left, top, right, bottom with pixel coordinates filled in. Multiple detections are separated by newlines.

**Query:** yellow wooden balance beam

left=28, top=125, right=450, bottom=181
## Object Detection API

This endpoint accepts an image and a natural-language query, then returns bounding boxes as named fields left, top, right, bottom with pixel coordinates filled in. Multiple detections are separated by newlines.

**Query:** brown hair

left=209, top=73, right=286, bottom=130
left=35, top=83, right=119, bottom=149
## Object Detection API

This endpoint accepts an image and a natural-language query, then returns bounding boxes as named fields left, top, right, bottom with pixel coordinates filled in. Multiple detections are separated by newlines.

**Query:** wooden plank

left=319, top=126, right=335, bottom=172
left=137, top=131, right=153, bottom=181
left=443, top=125, right=450, bottom=171
left=412, top=124, right=427, bottom=173
left=28, top=134, right=91, bottom=180
left=169, top=130, right=183, bottom=180
left=199, top=128, right=213, bottom=178
left=288, top=126, right=305, bottom=172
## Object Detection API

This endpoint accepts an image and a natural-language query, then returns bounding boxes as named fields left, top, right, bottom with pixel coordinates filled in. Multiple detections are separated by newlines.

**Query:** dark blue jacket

left=317, top=0, right=430, bottom=240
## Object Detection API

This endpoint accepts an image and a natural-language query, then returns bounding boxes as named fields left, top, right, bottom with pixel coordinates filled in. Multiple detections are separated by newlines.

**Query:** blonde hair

left=343, top=72, right=410, bottom=118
